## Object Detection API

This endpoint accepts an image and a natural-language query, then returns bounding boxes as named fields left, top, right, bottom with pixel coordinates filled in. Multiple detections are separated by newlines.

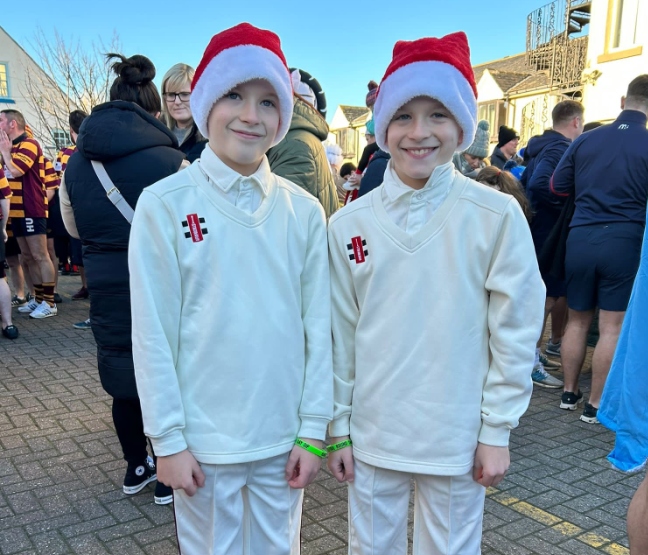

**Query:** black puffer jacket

left=179, top=124, right=208, bottom=162
left=64, top=101, right=185, bottom=399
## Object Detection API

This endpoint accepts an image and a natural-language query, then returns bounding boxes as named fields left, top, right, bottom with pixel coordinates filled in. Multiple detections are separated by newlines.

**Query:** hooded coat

left=267, top=98, right=338, bottom=217
left=521, top=129, right=571, bottom=251
left=63, top=101, right=185, bottom=399
left=358, top=149, right=391, bottom=197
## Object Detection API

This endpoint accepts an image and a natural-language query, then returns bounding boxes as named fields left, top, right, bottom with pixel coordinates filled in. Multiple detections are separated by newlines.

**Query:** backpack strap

left=90, top=160, right=135, bottom=224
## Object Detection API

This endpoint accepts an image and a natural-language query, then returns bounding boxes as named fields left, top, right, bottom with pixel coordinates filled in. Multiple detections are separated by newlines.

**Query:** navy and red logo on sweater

left=182, top=214, right=208, bottom=242
left=347, top=236, right=368, bottom=264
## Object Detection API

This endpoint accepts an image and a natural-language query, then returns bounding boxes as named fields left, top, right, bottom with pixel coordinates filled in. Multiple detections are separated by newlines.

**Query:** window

left=612, top=0, right=640, bottom=50
left=598, top=0, right=643, bottom=62
left=477, top=101, right=507, bottom=142
left=52, top=129, right=69, bottom=151
left=0, top=63, right=9, bottom=98
left=336, top=128, right=356, bottom=158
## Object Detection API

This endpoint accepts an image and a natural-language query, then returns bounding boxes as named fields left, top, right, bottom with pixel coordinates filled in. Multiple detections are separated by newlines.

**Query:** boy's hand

left=473, top=443, right=509, bottom=487
left=285, top=438, right=323, bottom=489
left=156, top=450, right=206, bottom=496
left=327, top=435, right=354, bottom=483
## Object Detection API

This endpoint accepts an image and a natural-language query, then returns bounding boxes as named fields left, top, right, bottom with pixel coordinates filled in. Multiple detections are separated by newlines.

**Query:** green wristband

left=295, top=439, right=327, bottom=458
left=327, top=439, right=353, bottom=452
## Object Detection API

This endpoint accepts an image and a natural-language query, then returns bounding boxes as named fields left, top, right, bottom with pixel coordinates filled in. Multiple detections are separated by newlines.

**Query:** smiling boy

left=326, top=33, right=545, bottom=554
left=128, top=24, right=332, bottom=554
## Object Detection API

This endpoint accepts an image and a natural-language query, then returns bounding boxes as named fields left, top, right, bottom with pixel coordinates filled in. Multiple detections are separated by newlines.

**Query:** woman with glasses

left=161, top=64, right=207, bottom=162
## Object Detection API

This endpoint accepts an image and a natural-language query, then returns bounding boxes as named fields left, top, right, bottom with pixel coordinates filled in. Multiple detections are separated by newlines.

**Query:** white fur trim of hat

left=373, top=32, right=478, bottom=153
left=190, top=23, right=293, bottom=147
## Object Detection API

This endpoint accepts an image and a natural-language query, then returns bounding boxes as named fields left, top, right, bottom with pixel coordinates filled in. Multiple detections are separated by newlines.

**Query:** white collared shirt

left=199, top=145, right=269, bottom=215
left=381, top=161, right=455, bottom=235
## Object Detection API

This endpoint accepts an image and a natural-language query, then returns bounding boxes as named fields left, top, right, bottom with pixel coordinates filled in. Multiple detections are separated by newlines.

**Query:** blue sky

left=3, top=0, right=538, bottom=121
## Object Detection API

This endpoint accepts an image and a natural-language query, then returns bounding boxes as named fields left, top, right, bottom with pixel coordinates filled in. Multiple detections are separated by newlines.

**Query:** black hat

left=497, top=125, right=519, bottom=148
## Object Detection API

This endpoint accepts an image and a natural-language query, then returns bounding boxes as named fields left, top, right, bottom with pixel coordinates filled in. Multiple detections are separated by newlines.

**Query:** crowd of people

left=1, top=21, right=647, bottom=555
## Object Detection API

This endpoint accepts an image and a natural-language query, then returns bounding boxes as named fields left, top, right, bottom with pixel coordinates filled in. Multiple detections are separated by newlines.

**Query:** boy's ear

left=458, top=129, right=464, bottom=148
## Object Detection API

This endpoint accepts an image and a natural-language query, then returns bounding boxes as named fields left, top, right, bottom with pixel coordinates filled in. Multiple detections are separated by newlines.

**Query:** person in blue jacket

left=599, top=217, right=648, bottom=554
left=522, top=100, right=584, bottom=389
left=551, top=75, right=648, bottom=424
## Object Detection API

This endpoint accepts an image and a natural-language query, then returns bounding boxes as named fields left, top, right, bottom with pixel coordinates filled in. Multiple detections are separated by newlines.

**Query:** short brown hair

left=0, top=109, right=26, bottom=130
left=626, top=75, right=648, bottom=105
left=69, top=110, right=88, bottom=135
left=552, top=100, right=584, bottom=127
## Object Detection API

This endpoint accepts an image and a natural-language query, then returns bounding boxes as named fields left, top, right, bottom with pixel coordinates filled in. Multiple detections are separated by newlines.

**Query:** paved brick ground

left=0, top=276, right=640, bottom=554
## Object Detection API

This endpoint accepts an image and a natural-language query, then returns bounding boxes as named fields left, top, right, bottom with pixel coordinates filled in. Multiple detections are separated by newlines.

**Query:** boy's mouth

left=231, top=129, right=264, bottom=139
left=402, top=147, right=437, bottom=158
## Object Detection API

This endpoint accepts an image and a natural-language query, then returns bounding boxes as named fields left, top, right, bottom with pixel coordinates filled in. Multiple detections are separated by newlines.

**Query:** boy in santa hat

left=128, top=23, right=332, bottom=554
left=326, top=32, right=545, bottom=553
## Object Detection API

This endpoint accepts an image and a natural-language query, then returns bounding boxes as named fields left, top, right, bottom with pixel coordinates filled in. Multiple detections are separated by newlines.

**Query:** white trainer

left=17, top=298, right=39, bottom=313
left=29, top=301, right=58, bottom=319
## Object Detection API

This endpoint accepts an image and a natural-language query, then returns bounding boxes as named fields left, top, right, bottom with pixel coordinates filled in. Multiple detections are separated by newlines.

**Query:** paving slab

left=0, top=275, right=636, bottom=554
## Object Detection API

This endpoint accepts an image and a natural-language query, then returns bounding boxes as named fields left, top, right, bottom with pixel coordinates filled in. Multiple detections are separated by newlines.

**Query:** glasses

left=163, top=92, right=191, bottom=102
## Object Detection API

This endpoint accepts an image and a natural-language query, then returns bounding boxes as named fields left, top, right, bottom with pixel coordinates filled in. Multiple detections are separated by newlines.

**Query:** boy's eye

left=261, top=99, right=276, bottom=108
left=431, top=112, right=448, bottom=119
left=393, top=113, right=410, bottom=121
left=227, top=91, right=241, bottom=100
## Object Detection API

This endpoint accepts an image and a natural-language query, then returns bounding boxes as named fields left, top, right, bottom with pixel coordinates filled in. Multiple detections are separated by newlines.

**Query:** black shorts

left=566, top=222, right=643, bottom=311
left=5, top=236, right=20, bottom=257
left=12, top=217, right=47, bottom=237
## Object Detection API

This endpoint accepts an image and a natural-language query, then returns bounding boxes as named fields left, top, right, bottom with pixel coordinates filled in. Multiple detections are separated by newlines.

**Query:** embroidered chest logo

left=348, top=236, right=368, bottom=264
left=182, top=214, right=208, bottom=242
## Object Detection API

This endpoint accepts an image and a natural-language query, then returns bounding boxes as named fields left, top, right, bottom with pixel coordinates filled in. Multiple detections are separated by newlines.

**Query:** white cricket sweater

left=129, top=157, right=333, bottom=464
left=328, top=169, right=545, bottom=475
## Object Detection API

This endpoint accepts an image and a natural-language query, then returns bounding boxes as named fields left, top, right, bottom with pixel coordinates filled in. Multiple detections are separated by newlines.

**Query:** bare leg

left=22, top=235, right=55, bottom=284
left=47, top=237, right=59, bottom=291
left=537, top=297, right=557, bottom=348
left=21, top=255, right=34, bottom=295
left=629, top=471, right=648, bottom=555
left=588, top=309, right=625, bottom=407
left=80, top=267, right=87, bottom=288
left=5, top=255, right=25, bottom=298
left=561, top=308, right=595, bottom=393
left=16, top=238, right=42, bottom=285
left=0, top=278, right=13, bottom=328
left=551, top=297, right=568, bottom=342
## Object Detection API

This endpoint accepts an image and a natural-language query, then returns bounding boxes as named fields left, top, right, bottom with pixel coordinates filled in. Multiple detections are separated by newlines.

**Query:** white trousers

left=348, top=459, right=485, bottom=555
left=174, top=453, right=303, bottom=555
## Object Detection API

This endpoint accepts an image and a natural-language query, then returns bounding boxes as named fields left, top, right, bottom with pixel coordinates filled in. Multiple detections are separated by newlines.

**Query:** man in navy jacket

left=521, top=100, right=584, bottom=388
left=551, top=75, right=648, bottom=424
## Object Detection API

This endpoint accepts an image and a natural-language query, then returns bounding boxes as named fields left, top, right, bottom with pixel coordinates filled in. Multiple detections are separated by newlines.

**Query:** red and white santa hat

left=190, top=23, right=293, bottom=146
left=373, top=32, right=478, bottom=153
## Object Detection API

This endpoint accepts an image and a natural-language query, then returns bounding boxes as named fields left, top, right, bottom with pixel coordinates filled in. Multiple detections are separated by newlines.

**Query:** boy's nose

left=409, top=117, right=431, bottom=140
left=239, top=101, right=260, bottom=123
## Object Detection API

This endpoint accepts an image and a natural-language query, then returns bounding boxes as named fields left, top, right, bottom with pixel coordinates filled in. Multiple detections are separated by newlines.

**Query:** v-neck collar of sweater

left=372, top=168, right=467, bottom=251
left=188, top=158, right=278, bottom=227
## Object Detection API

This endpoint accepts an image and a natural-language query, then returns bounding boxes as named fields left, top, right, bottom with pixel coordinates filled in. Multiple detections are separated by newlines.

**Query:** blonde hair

left=160, top=63, right=196, bottom=129
left=476, top=166, right=533, bottom=223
